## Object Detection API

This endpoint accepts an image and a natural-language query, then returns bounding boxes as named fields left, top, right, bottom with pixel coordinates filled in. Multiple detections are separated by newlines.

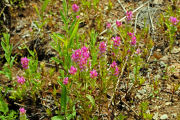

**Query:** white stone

left=160, top=114, right=168, bottom=120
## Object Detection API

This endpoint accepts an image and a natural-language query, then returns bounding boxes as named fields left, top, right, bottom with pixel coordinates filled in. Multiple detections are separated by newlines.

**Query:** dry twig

left=117, top=0, right=127, bottom=13
left=100, top=0, right=150, bottom=35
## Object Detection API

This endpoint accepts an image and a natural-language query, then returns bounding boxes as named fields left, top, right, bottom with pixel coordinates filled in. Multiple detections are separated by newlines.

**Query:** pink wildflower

left=110, top=61, right=119, bottom=76
left=128, top=32, right=134, bottom=37
left=99, top=41, right=106, bottom=53
left=71, top=46, right=90, bottom=70
left=21, top=57, right=29, bottom=69
left=169, top=17, right=179, bottom=25
left=130, top=36, right=136, bottom=46
left=116, top=20, right=122, bottom=27
left=136, top=48, right=141, bottom=54
left=90, top=69, right=98, bottom=79
left=81, top=46, right=90, bottom=59
left=114, top=67, right=119, bottom=76
left=76, top=15, right=80, bottom=19
left=126, top=11, right=133, bottom=21
left=69, top=66, right=77, bottom=75
left=19, top=108, right=26, bottom=114
left=106, top=22, right=111, bottom=29
left=113, top=36, right=121, bottom=48
left=81, top=46, right=88, bottom=53
left=17, top=76, right=25, bottom=84
left=110, top=61, right=117, bottom=68
left=63, top=77, right=69, bottom=85
left=72, top=4, right=79, bottom=12
left=71, top=49, right=81, bottom=62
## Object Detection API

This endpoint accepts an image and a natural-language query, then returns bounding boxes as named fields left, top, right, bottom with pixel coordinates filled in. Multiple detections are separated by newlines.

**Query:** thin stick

left=100, top=0, right=150, bottom=35
left=108, top=56, right=128, bottom=108
left=108, top=53, right=140, bottom=117
left=117, top=0, right=127, bottom=13
left=121, top=98, right=139, bottom=116
left=134, top=10, right=141, bottom=34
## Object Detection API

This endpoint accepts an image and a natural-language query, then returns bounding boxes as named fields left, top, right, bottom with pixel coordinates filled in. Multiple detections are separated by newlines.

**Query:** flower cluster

left=63, top=77, right=69, bottom=85
left=131, top=36, right=136, bottom=46
left=112, top=36, right=121, bottom=48
left=116, top=20, right=122, bottom=27
left=169, top=17, right=179, bottom=25
left=135, top=48, right=141, bottom=54
left=19, top=108, right=26, bottom=114
left=17, top=76, right=25, bottom=84
left=76, top=15, right=80, bottom=19
left=72, top=4, right=79, bottom=12
left=128, top=32, right=136, bottom=46
left=21, top=57, right=29, bottom=69
left=71, top=46, right=90, bottom=70
left=90, top=69, right=98, bottom=79
left=110, top=61, right=119, bottom=76
left=126, top=11, right=133, bottom=21
left=99, top=41, right=106, bottom=54
left=128, top=32, right=134, bottom=37
left=106, top=22, right=111, bottom=29
left=69, top=66, right=77, bottom=75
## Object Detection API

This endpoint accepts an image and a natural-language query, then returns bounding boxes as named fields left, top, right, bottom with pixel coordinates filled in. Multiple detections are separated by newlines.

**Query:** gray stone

left=165, top=102, right=172, bottom=106
left=160, top=56, right=169, bottom=61
left=171, top=47, right=180, bottom=54
left=153, top=112, right=159, bottom=120
left=171, top=113, right=177, bottom=118
left=160, top=114, right=168, bottom=120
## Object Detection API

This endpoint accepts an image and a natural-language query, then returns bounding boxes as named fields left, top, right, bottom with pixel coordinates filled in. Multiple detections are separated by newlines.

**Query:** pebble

left=171, top=47, right=180, bottom=54
left=171, top=113, right=177, bottom=118
left=153, top=112, right=159, bottom=120
left=159, top=55, right=169, bottom=61
left=165, top=102, right=172, bottom=106
left=160, top=114, right=168, bottom=120
left=160, top=61, right=166, bottom=68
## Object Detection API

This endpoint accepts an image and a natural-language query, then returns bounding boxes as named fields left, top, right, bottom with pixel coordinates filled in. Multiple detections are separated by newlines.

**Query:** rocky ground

left=0, top=0, right=180, bottom=119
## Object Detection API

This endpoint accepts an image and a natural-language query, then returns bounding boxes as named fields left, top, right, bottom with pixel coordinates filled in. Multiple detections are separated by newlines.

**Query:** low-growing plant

left=0, top=33, right=16, bottom=80
left=0, top=87, right=17, bottom=120
left=139, top=101, right=153, bottom=120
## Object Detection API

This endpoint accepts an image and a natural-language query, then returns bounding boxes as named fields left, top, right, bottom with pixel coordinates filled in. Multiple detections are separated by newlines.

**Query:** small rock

left=171, top=113, right=177, bottom=118
left=151, top=0, right=163, bottom=5
left=136, top=94, right=143, bottom=99
left=155, top=74, right=161, bottom=80
left=160, top=114, right=168, bottom=120
left=157, top=49, right=161, bottom=52
left=160, top=61, right=166, bottom=68
left=165, top=102, right=172, bottom=106
left=153, top=112, right=159, bottom=120
left=138, top=89, right=146, bottom=94
left=171, top=47, right=180, bottom=54
left=160, top=55, right=169, bottom=61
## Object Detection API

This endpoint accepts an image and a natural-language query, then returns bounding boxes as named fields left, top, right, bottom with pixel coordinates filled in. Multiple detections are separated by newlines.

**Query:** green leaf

left=41, top=0, right=51, bottom=17
left=53, top=33, right=65, bottom=43
left=51, top=57, right=62, bottom=64
left=62, top=0, right=67, bottom=16
left=68, top=22, right=79, bottom=48
left=34, top=5, right=41, bottom=19
left=69, top=22, right=79, bottom=41
left=66, top=105, right=76, bottom=120
left=68, top=20, right=76, bottom=35
left=86, top=94, right=95, bottom=107
left=57, top=80, right=67, bottom=113
left=10, top=55, right=16, bottom=68
left=0, top=98, right=9, bottom=114
left=117, top=113, right=127, bottom=120
left=59, top=10, right=67, bottom=25
left=1, top=41, right=7, bottom=52
left=51, top=116, right=64, bottom=120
